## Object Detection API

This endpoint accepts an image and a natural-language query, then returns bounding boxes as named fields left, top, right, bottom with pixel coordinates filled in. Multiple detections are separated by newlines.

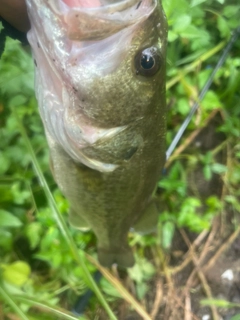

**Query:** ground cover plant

left=0, top=0, right=240, bottom=319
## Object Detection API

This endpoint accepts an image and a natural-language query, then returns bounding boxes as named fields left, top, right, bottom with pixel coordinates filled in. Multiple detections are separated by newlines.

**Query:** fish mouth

left=60, top=0, right=150, bottom=11
left=47, top=0, right=156, bottom=40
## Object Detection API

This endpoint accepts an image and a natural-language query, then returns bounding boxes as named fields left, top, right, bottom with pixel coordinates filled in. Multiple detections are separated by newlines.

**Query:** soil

left=95, top=110, right=240, bottom=320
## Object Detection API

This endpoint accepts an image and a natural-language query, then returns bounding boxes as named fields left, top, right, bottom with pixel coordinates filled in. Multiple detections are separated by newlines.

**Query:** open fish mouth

left=61, top=0, right=148, bottom=10
left=26, top=0, right=159, bottom=172
left=36, top=0, right=156, bottom=41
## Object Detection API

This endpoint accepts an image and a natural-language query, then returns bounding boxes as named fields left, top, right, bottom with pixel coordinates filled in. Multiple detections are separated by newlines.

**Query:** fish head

left=26, top=0, right=167, bottom=171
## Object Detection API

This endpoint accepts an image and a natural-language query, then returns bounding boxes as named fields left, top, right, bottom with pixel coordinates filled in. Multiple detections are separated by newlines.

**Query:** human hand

left=0, top=0, right=30, bottom=32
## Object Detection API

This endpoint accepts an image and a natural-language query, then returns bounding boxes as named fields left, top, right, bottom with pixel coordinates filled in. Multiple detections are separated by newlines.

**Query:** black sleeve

left=0, top=16, right=28, bottom=58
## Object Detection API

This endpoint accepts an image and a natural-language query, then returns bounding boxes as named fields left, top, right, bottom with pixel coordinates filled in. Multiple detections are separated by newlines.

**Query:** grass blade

left=0, top=284, right=30, bottom=320
left=14, top=295, right=87, bottom=320
left=201, top=299, right=240, bottom=308
left=166, top=41, right=225, bottom=90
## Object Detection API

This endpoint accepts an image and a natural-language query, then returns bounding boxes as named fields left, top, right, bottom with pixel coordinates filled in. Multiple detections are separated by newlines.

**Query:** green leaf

left=0, top=229, right=12, bottom=249
left=136, top=282, right=148, bottom=300
left=128, top=263, right=144, bottom=283
left=217, top=16, right=230, bottom=38
left=173, top=14, right=192, bottom=32
left=162, top=221, right=175, bottom=249
left=25, top=222, right=42, bottom=249
left=168, top=30, right=178, bottom=42
left=223, top=5, right=240, bottom=18
left=201, top=90, right=223, bottom=111
left=11, top=295, right=87, bottom=320
left=162, top=0, right=189, bottom=21
left=0, top=210, right=22, bottom=228
left=211, top=163, right=227, bottom=174
left=191, top=0, right=206, bottom=7
left=203, top=165, right=212, bottom=181
left=0, top=284, right=30, bottom=320
left=101, top=278, right=122, bottom=298
left=201, top=298, right=240, bottom=308
left=177, top=98, right=190, bottom=115
left=180, top=25, right=209, bottom=40
left=3, top=261, right=31, bottom=286
left=128, top=259, right=155, bottom=284
left=0, top=154, right=10, bottom=175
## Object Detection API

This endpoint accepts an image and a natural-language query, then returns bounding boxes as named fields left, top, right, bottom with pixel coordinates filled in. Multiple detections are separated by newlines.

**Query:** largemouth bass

left=26, top=0, right=167, bottom=268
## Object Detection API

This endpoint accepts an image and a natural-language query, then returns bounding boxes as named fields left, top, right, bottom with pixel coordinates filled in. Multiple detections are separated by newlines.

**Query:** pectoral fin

left=68, top=208, right=90, bottom=231
left=133, top=200, right=159, bottom=235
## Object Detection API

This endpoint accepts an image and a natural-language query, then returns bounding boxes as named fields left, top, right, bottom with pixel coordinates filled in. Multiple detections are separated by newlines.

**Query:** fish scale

left=26, top=0, right=167, bottom=267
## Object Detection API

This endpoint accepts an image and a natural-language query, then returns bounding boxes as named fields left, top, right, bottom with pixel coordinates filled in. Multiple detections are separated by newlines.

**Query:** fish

left=25, top=0, right=168, bottom=268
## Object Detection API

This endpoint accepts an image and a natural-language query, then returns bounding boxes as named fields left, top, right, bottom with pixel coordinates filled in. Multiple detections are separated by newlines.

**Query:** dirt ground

left=119, top=222, right=240, bottom=320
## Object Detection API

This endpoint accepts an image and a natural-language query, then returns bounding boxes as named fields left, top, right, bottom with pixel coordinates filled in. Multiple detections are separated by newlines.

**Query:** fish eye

left=135, top=47, right=162, bottom=77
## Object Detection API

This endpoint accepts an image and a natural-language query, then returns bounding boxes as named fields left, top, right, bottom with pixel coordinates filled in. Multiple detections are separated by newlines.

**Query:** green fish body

left=26, top=0, right=167, bottom=267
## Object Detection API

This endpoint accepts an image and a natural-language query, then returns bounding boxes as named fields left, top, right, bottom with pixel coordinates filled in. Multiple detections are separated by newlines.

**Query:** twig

left=164, top=230, right=209, bottom=275
left=5, top=315, right=21, bottom=320
left=203, top=227, right=240, bottom=273
left=180, top=230, right=220, bottom=320
left=220, top=139, right=233, bottom=235
left=184, top=294, right=192, bottom=320
left=196, top=269, right=219, bottom=320
left=191, top=230, right=210, bottom=248
left=185, top=217, right=219, bottom=288
left=170, top=293, right=200, bottom=320
left=158, top=246, right=200, bottom=320
left=150, top=279, right=163, bottom=319
left=168, top=255, right=193, bottom=275
left=162, top=256, right=176, bottom=320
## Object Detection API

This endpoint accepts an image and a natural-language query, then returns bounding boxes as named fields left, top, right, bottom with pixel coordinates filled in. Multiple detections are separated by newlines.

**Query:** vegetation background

left=0, top=0, right=240, bottom=319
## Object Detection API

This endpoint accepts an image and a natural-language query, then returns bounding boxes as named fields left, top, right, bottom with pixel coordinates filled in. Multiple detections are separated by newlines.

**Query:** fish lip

left=57, top=0, right=150, bottom=12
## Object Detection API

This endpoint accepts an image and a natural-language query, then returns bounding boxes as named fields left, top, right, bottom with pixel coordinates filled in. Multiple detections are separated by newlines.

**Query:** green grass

left=0, top=0, right=240, bottom=318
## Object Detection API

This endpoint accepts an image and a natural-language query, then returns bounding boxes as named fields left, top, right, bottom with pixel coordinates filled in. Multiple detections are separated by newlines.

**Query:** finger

left=0, top=0, right=30, bottom=32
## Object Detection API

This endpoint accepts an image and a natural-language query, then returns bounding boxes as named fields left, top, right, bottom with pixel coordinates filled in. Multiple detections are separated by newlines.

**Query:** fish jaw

left=26, top=0, right=168, bottom=268
left=62, top=0, right=101, bottom=8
